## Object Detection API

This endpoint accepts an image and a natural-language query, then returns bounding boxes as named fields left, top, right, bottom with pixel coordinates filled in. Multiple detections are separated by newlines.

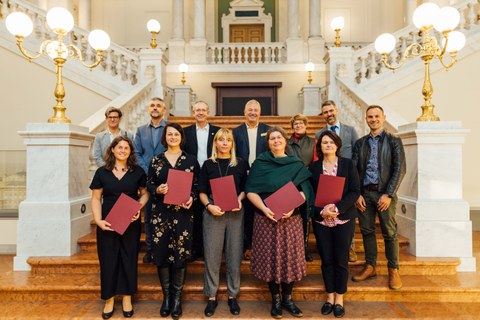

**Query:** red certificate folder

left=105, top=193, right=142, bottom=236
left=210, top=175, right=238, bottom=212
left=315, top=174, right=345, bottom=208
left=264, top=181, right=305, bottom=221
left=164, top=169, right=194, bottom=206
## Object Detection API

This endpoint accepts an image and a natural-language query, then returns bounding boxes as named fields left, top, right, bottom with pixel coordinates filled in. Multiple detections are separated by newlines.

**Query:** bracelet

left=205, top=202, right=211, bottom=208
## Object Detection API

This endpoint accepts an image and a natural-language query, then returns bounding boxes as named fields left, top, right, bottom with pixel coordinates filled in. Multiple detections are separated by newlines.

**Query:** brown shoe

left=348, top=248, right=357, bottom=262
left=351, top=265, right=377, bottom=282
left=388, top=268, right=402, bottom=290
left=243, top=249, right=252, bottom=261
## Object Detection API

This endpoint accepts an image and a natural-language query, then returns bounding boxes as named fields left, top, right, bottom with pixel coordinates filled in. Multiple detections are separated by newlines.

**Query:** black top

left=199, top=157, right=249, bottom=198
left=90, top=165, right=146, bottom=219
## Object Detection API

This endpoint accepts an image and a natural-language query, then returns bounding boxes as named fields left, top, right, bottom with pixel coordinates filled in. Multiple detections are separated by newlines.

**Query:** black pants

left=313, top=219, right=355, bottom=294
left=242, top=198, right=255, bottom=250
left=191, top=199, right=204, bottom=256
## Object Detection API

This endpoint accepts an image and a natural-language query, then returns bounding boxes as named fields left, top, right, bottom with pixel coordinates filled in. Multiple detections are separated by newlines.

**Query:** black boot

left=270, top=293, right=282, bottom=319
left=157, top=267, right=171, bottom=317
left=281, top=294, right=303, bottom=317
left=171, top=267, right=186, bottom=319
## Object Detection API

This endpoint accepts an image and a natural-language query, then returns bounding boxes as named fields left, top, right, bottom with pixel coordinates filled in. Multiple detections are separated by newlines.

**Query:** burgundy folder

left=210, top=175, right=238, bottom=212
left=164, top=169, right=194, bottom=206
left=264, top=181, right=305, bottom=221
left=315, top=174, right=345, bottom=208
left=105, top=193, right=142, bottom=235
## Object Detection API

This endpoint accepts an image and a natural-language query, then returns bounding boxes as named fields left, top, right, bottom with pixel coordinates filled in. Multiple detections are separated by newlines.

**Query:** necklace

left=166, top=150, right=182, bottom=156
left=114, top=166, right=128, bottom=172
left=217, top=159, right=230, bottom=177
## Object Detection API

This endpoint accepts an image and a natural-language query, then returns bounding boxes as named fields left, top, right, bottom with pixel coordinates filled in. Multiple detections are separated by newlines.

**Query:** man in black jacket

left=351, top=105, right=406, bottom=290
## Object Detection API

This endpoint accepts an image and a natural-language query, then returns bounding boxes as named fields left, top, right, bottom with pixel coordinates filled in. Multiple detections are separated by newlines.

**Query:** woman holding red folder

left=90, top=136, right=149, bottom=319
left=147, top=122, right=200, bottom=319
left=309, top=130, right=360, bottom=318
left=245, top=126, right=314, bottom=319
left=198, top=128, right=249, bottom=317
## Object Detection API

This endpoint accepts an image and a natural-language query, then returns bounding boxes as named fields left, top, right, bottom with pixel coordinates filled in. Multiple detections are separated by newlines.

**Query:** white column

left=14, top=124, right=94, bottom=271
left=173, top=85, right=192, bottom=116
left=301, top=84, right=321, bottom=115
left=309, top=0, right=321, bottom=38
left=288, top=0, right=300, bottom=39
left=193, top=0, right=205, bottom=40
left=404, top=0, right=417, bottom=26
left=397, top=121, right=475, bottom=272
left=78, top=0, right=91, bottom=30
left=172, top=0, right=184, bottom=40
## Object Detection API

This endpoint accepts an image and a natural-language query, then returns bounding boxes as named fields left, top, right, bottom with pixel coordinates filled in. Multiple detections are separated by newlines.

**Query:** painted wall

left=0, top=219, right=17, bottom=254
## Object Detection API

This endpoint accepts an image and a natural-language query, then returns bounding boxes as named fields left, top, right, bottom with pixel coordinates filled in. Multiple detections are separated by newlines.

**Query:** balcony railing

left=0, top=151, right=26, bottom=216
left=207, top=42, right=287, bottom=64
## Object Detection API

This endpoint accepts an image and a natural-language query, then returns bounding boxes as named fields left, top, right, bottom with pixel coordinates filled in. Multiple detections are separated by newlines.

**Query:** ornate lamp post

left=374, top=3, right=465, bottom=121
left=305, top=62, right=315, bottom=84
left=147, top=19, right=161, bottom=49
left=179, top=63, right=189, bottom=85
left=5, top=7, right=110, bottom=123
left=330, top=16, right=345, bottom=47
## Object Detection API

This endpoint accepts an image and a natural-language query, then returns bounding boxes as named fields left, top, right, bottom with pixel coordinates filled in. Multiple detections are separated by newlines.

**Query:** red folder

left=264, top=181, right=305, bottom=221
left=164, top=169, right=194, bottom=206
left=315, top=174, right=345, bottom=207
left=210, top=175, right=238, bottom=212
left=105, top=193, right=142, bottom=235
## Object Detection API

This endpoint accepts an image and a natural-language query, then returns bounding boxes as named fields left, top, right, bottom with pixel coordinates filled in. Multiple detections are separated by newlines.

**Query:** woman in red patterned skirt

left=245, top=126, right=314, bottom=319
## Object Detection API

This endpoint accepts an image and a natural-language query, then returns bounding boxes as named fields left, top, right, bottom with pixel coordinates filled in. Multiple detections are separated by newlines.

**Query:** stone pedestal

left=286, top=38, right=304, bottom=63
left=168, top=40, right=186, bottom=65
left=139, top=48, right=167, bottom=98
left=397, top=121, right=475, bottom=272
left=323, top=47, right=354, bottom=104
left=301, top=84, right=321, bottom=115
left=187, top=39, right=207, bottom=64
left=307, top=37, right=325, bottom=63
left=173, top=85, right=192, bottom=116
left=14, top=124, right=94, bottom=271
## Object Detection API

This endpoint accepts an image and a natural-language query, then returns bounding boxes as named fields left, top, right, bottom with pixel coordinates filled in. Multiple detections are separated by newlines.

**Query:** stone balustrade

left=207, top=42, right=286, bottom=64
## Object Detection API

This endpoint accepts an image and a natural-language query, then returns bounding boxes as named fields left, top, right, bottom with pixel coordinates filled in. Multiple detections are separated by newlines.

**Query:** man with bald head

left=233, top=99, right=270, bottom=259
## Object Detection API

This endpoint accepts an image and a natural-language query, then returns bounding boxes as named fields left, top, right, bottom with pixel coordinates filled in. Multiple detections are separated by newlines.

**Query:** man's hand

left=356, top=195, right=366, bottom=212
left=377, top=194, right=392, bottom=212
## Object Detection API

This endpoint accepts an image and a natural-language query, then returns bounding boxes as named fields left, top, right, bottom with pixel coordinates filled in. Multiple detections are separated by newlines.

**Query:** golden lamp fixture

left=5, top=7, right=111, bottom=123
left=305, top=62, right=315, bottom=84
left=330, top=16, right=345, bottom=47
left=374, top=3, right=465, bottom=121
left=147, top=19, right=161, bottom=49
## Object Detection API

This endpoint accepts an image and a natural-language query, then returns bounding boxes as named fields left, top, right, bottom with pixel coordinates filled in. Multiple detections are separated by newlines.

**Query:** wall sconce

left=5, top=7, right=110, bottom=123
left=179, top=63, right=189, bottom=85
left=147, top=19, right=161, bottom=49
left=330, top=16, right=344, bottom=47
left=305, top=62, right=315, bottom=84
left=375, top=3, right=465, bottom=121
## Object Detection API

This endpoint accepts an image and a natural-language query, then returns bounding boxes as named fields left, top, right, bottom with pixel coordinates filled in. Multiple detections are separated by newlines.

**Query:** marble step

left=1, top=271, right=477, bottom=302
left=27, top=251, right=457, bottom=276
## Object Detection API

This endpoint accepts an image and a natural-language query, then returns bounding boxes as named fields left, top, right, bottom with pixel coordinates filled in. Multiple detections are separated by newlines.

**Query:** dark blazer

left=315, top=122, right=359, bottom=159
left=233, top=122, right=270, bottom=164
left=309, top=157, right=360, bottom=222
left=183, top=123, right=220, bottom=160
left=134, top=119, right=168, bottom=173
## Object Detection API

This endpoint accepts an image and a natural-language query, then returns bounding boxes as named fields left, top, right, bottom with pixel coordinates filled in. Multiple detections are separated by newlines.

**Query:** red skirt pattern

left=251, top=213, right=306, bottom=283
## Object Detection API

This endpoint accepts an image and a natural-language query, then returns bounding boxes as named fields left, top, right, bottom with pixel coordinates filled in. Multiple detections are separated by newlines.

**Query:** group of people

left=90, top=97, right=406, bottom=319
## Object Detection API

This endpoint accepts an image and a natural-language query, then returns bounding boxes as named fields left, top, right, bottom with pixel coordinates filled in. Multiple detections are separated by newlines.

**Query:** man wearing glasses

left=92, top=106, right=134, bottom=167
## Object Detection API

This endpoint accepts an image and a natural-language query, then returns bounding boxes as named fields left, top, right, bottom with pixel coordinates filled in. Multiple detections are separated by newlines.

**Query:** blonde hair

left=210, top=128, right=238, bottom=167
left=289, top=114, right=308, bottom=128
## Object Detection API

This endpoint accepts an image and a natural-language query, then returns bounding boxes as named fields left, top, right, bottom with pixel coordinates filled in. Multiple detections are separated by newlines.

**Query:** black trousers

left=191, top=199, right=204, bottom=256
left=313, top=219, right=355, bottom=294
left=242, top=198, right=255, bottom=250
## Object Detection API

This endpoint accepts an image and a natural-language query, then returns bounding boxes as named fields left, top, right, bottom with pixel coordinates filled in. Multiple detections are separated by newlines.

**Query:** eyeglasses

left=107, top=116, right=120, bottom=120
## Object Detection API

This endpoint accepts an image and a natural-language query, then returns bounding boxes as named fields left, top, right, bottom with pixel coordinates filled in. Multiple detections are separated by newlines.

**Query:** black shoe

left=158, top=267, right=171, bottom=317
left=305, top=254, right=314, bottom=262
left=281, top=294, right=303, bottom=317
left=122, top=308, right=134, bottom=318
left=270, top=293, right=282, bottom=319
left=333, top=304, right=345, bottom=318
left=102, top=310, right=114, bottom=319
left=143, top=252, right=153, bottom=263
left=228, top=298, right=241, bottom=315
left=204, top=300, right=218, bottom=317
left=321, top=302, right=334, bottom=315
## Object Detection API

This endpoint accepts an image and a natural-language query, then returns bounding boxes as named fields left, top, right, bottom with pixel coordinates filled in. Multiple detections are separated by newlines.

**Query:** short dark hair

left=266, top=126, right=288, bottom=141
left=161, top=122, right=186, bottom=149
left=366, top=105, right=384, bottom=114
left=322, top=100, right=336, bottom=108
left=315, top=130, right=342, bottom=161
left=105, top=106, right=122, bottom=118
left=104, top=136, right=137, bottom=171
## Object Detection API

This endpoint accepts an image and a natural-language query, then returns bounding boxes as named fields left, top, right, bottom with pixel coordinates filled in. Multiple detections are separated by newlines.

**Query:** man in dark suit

left=183, top=101, right=220, bottom=260
left=134, top=97, right=168, bottom=263
left=315, top=100, right=359, bottom=262
left=233, top=99, right=270, bottom=259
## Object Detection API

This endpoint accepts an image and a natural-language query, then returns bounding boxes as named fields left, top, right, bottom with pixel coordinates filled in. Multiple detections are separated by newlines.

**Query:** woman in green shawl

left=246, top=126, right=314, bottom=319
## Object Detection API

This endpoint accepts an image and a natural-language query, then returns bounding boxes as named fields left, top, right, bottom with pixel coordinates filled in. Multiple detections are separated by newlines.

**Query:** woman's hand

left=232, top=198, right=243, bottom=212
left=95, top=219, right=113, bottom=231
left=282, top=208, right=295, bottom=219
left=321, top=204, right=338, bottom=221
left=131, top=210, right=141, bottom=222
left=208, top=204, right=225, bottom=216
left=156, top=183, right=168, bottom=195
left=181, top=196, right=193, bottom=209
left=263, top=207, right=277, bottom=222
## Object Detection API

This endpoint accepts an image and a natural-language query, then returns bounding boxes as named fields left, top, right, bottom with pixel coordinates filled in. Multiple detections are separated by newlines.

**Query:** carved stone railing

left=352, top=0, right=480, bottom=85
left=4, top=0, right=140, bottom=90
left=207, top=42, right=286, bottom=64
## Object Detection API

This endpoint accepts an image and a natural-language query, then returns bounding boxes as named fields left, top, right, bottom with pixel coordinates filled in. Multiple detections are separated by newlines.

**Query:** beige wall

left=0, top=47, right=109, bottom=150
left=380, top=50, right=480, bottom=207
left=0, top=219, right=17, bottom=254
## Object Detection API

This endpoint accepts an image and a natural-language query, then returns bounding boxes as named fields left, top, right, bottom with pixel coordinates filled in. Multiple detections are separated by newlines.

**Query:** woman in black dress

left=90, top=136, right=149, bottom=319
left=147, top=123, right=200, bottom=319
left=198, top=128, right=249, bottom=317
left=309, top=130, right=360, bottom=318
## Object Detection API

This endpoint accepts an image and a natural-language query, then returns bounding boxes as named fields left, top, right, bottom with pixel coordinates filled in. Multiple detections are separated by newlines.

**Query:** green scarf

left=246, top=151, right=315, bottom=217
